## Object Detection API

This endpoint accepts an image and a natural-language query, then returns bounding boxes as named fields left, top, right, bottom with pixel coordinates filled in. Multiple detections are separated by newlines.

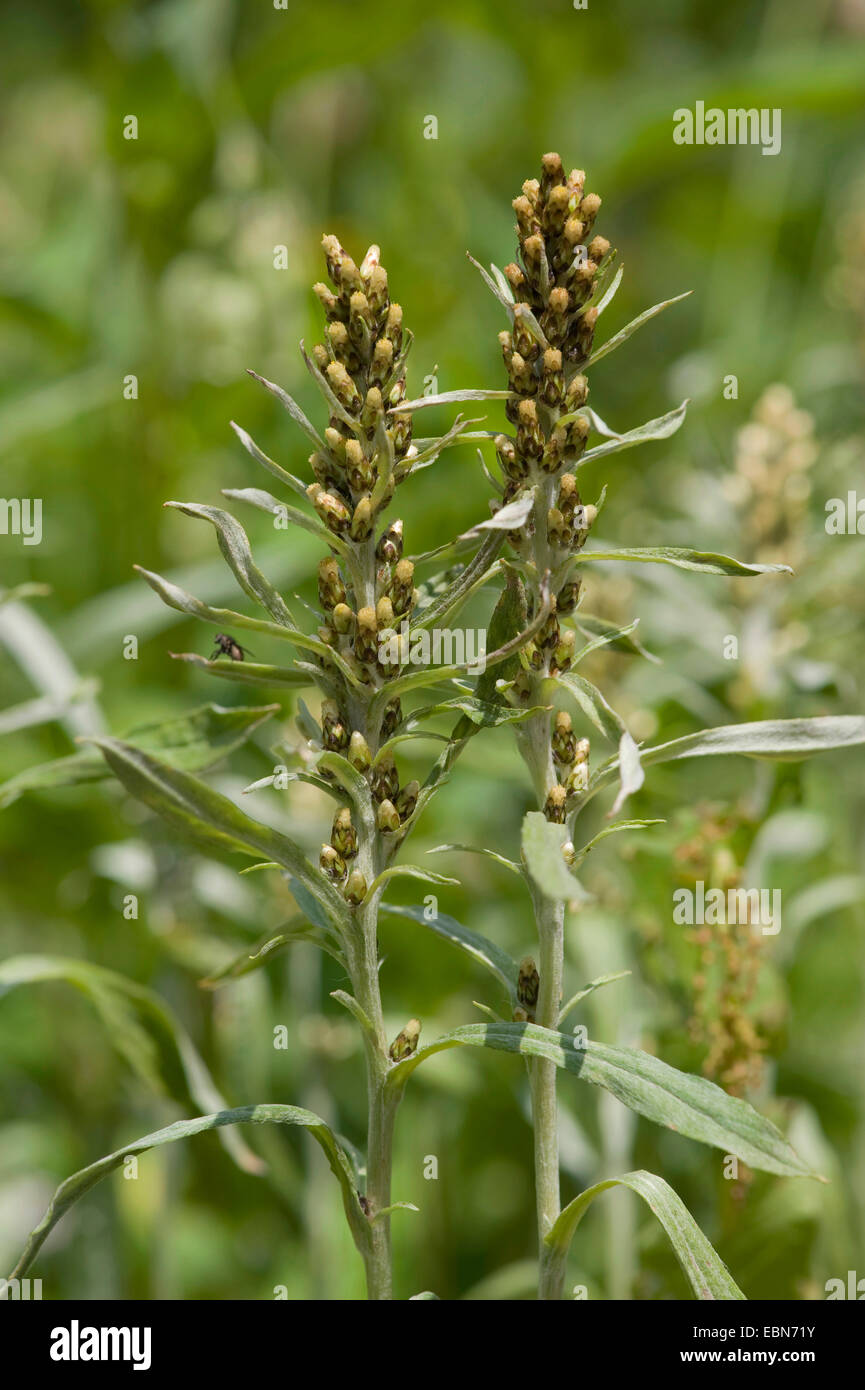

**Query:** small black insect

left=210, top=633, right=249, bottom=662
left=358, top=1192, right=371, bottom=1217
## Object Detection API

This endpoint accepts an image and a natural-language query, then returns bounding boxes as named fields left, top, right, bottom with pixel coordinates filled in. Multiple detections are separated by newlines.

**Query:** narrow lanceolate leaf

left=391, top=388, right=514, bottom=415
left=558, top=971, right=632, bottom=1026
left=135, top=566, right=363, bottom=691
left=521, top=812, right=589, bottom=903
left=384, top=1022, right=814, bottom=1178
left=379, top=903, right=518, bottom=997
left=222, top=486, right=349, bottom=557
left=165, top=502, right=295, bottom=627
left=428, top=844, right=522, bottom=875
left=574, top=818, right=664, bottom=864
left=200, top=921, right=345, bottom=987
left=545, top=1171, right=744, bottom=1301
left=368, top=865, right=460, bottom=900
left=587, top=716, right=865, bottom=806
left=553, top=671, right=644, bottom=815
left=230, top=421, right=310, bottom=500
left=412, top=532, right=504, bottom=631
left=0, top=956, right=263, bottom=1175
left=169, top=653, right=311, bottom=688
left=460, top=490, right=535, bottom=537
left=0, top=702, right=277, bottom=810
left=9, top=1104, right=367, bottom=1280
left=577, top=401, right=688, bottom=467
left=573, top=547, right=792, bottom=578
left=86, top=737, right=347, bottom=926
left=246, top=369, right=327, bottom=451
left=575, top=612, right=660, bottom=663
left=587, top=291, right=692, bottom=367
left=643, top=716, right=865, bottom=764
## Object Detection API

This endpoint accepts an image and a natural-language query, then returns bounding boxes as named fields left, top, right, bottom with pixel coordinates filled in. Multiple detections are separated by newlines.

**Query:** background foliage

left=2, top=0, right=864, bottom=1299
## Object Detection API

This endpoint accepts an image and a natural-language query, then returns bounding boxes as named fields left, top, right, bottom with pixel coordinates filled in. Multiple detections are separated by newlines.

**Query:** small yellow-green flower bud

left=344, top=869, right=368, bottom=906
left=350, top=497, right=375, bottom=542
left=377, top=518, right=404, bottom=564
left=388, top=1018, right=421, bottom=1062
left=377, top=798, right=400, bottom=834
left=370, top=751, right=399, bottom=804
left=381, top=696, right=402, bottom=738
left=366, top=264, right=389, bottom=316
left=579, top=192, right=601, bottom=235
left=384, top=302, right=402, bottom=352
left=354, top=606, right=378, bottom=663
left=331, top=602, right=355, bottom=635
left=321, top=699, right=349, bottom=752
left=320, top=843, right=346, bottom=881
left=516, top=399, right=544, bottom=461
left=395, top=779, right=419, bottom=821
left=556, top=579, right=582, bottom=614
left=517, top=956, right=540, bottom=1013
left=369, top=336, right=394, bottom=388
left=544, top=785, right=568, bottom=823
left=361, top=386, right=384, bottom=436
left=331, top=807, right=358, bottom=859
left=565, top=374, right=589, bottom=411
left=552, top=628, right=576, bottom=673
left=308, top=483, right=351, bottom=537
left=588, top=234, right=610, bottom=263
left=552, top=710, right=577, bottom=766
left=318, top=557, right=346, bottom=611
left=390, top=558, right=415, bottom=616
left=348, top=730, right=372, bottom=773
left=326, top=360, right=362, bottom=414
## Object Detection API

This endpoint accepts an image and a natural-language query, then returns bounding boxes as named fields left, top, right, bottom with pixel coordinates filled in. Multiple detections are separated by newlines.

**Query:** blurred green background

left=2, top=0, right=865, bottom=1300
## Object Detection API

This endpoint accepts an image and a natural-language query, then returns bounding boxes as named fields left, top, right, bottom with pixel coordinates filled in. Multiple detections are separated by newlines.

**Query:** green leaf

left=412, top=532, right=504, bottom=631
left=230, top=421, right=310, bottom=500
left=246, top=368, right=327, bottom=451
left=369, top=865, right=460, bottom=900
left=0, top=702, right=278, bottom=810
left=558, top=971, right=632, bottom=1025
left=135, top=565, right=363, bottom=691
left=86, top=737, right=347, bottom=926
left=0, top=956, right=264, bottom=1176
left=391, top=387, right=513, bottom=414
left=427, top=844, right=522, bottom=875
left=9, top=1104, right=367, bottom=1280
left=577, top=401, right=688, bottom=467
left=587, top=291, right=691, bottom=367
left=460, top=489, right=535, bottom=536
left=164, top=502, right=295, bottom=628
left=546, top=1170, right=745, bottom=1300
left=587, top=716, right=865, bottom=806
left=221, top=486, right=349, bottom=557
left=521, top=812, right=589, bottom=903
left=573, top=546, right=792, bottom=578
left=384, top=1022, right=815, bottom=1178
left=574, top=817, right=664, bottom=864
left=575, top=612, right=659, bottom=663
left=379, top=904, right=518, bottom=997
left=200, top=921, right=345, bottom=987
left=169, top=652, right=311, bottom=687
left=553, top=671, right=644, bottom=815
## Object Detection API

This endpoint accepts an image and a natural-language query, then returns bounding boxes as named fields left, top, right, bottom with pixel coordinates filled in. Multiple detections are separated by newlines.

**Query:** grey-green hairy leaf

left=521, top=812, right=589, bottom=903
left=0, top=956, right=263, bottom=1176
left=0, top=702, right=277, bottom=810
left=165, top=502, right=295, bottom=627
left=86, top=736, right=347, bottom=925
left=546, top=1170, right=745, bottom=1300
left=379, top=903, right=518, bottom=997
left=577, top=401, right=688, bottom=467
left=384, top=1022, right=815, bottom=1178
left=587, top=291, right=691, bottom=367
left=574, top=547, right=792, bottom=578
left=9, top=1104, right=366, bottom=1280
